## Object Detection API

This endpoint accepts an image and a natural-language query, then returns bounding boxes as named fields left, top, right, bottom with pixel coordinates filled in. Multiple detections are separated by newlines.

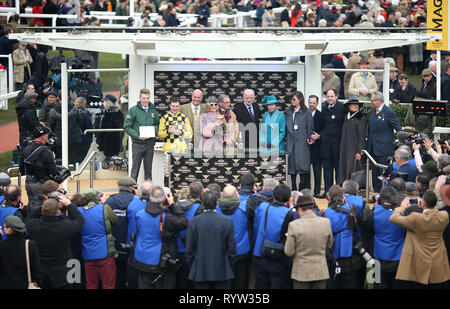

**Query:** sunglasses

left=208, top=103, right=218, bottom=106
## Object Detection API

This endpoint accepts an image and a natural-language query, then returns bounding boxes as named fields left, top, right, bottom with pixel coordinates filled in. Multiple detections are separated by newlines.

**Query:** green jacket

left=123, top=101, right=160, bottom=144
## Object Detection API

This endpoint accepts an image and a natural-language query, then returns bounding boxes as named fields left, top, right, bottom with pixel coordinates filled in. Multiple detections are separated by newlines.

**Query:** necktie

left=248, top=106, right=254, bottom=120
left=376, top=110, right=379, bottom=115
left=195, top=106, right=198, bottom=117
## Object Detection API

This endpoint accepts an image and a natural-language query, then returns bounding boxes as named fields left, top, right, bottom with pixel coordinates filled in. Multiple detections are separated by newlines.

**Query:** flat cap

left=422, top=68, right=432, bottom=76
left=117, top=176, right=136, bottom=187
left=4, top=215, right=26, bottom=233
left=24, top=91, right=39, bottom=101
left=390, top=67, right=399, bottom=72
left=82, top=188, right=101, bottom=203
left=19, top=41, right=27, bottom=46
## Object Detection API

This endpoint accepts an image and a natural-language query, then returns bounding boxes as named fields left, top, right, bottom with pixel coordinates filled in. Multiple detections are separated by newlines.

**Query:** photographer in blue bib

left=252, top=184, right=299, bottom=289
left=131, top=186, right=188, bottom=289
left=324, top=185, right=366, bottom=289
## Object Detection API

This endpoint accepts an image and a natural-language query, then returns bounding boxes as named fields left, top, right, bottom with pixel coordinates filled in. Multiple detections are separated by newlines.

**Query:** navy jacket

left=310, top=110, right=323, bottom=164
left=320, top=101, right=345, bottom=158
left=390, top=162, right=418, bottom=183
left=185, top=210, right=236, bottom=282
left=367, top=104, right=402, bottom=157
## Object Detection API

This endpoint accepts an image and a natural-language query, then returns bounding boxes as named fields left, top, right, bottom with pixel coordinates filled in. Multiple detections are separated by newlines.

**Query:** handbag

left=25, top=239, right=41, bottom=289
left=350, top=158, right=366, bottom=189
left=260, top=206, right=285, bottom=260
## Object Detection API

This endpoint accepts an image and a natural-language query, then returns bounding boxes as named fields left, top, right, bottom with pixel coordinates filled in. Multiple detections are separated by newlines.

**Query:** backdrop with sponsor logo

left=149, top=62, right=304, bottom=118
left=167, top=154, right=288, bottom=196
left=148, top=62, right=303, bottom=192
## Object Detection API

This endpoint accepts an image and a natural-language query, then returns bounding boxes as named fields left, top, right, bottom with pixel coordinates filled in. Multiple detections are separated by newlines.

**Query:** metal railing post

left=383, top=62, right=390, bottom=105
left=366, top=155, right=370, bottom=204
left=8, top=55, right=13, bottom=93
left=89, top=157, right=95, bottom=189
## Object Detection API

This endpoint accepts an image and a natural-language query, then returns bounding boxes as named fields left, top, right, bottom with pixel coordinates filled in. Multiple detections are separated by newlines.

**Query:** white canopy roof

left=11, top=29, right=441, bottom=58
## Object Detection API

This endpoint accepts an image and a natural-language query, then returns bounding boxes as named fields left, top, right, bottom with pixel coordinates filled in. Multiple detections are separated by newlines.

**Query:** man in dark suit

left=233, top=89, right=262, bottom=150
left=367, top=91, right=403, bottom=195
left=318, top=89, right=345, bottom=198
left=308, top=95, right=323, bottom=197
left=185, top=190, right=236, bottom=289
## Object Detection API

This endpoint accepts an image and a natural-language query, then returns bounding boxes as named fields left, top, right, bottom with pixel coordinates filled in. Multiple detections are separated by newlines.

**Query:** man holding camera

left=25, top=192, right=85, bottom=289
left=324, top=185, right=365, bottom=289
left=131, top=186, right=188, bottom=289
left=106, top=176, right=138, bottom=288
left=77, top=189, right=118, bottom=289
left=390, top=192, right=450, bottom=288
left=20, top=126, right=60, bottom=202
left=362, top=186, right=406, bottom=289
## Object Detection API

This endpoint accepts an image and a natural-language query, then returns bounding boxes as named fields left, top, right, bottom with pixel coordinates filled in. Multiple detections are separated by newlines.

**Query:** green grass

left=46, top=49, right=127, bottom=92
left=0, top=150, right=14, bottom=173
left=0, top=97, right=17, bottom=127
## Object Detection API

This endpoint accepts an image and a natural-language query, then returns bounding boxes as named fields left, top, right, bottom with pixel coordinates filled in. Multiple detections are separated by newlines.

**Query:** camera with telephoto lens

left=51, top=165, right=71, bottom=184
left=159, top=253, right=180, bottom=270
left=354, top=241, right=376, bottom=267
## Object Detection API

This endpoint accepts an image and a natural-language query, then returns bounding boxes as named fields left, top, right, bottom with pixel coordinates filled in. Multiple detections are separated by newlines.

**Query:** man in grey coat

left=322, top=63, right=341, bottom=99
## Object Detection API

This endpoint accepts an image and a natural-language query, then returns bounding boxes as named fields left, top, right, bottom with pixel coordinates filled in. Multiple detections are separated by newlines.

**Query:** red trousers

left=84, top=256, right=116, bottom=289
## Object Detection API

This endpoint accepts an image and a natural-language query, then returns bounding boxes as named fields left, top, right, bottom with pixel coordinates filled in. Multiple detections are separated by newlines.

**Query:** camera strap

left=330, top=202, right=360, bottom=239
left=23, top=146, right=44, bottom=176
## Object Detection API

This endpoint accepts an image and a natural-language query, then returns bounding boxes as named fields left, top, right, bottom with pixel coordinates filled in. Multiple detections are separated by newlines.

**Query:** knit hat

left=32, top=126, right=51, bottom=139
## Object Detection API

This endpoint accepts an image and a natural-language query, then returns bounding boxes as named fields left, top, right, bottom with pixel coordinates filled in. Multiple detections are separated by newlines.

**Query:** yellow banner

left=427, top=0, right=448, bottom=50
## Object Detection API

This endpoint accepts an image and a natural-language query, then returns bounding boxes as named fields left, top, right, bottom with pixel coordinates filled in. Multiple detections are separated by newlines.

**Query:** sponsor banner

left=153, top=71, right=298, bottom=117
left=167, top=155, right=287, bottom=196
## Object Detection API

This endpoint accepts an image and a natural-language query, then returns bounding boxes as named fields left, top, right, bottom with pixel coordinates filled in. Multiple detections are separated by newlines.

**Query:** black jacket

left=19, top=141, right=59, bottom=182
left=233, top=103, right=262, bottom=149
left=131, top=202, right=188, bottom=274
left=393, top=83, right=417, bottom=103
left=320, top=100, right=345, bottom=158
left=15, top=100, right=41, bottom=144
left=25, top=204, right=85, bottom=288
left=0, top=234, right=41, bottom=289
left=310, top=110, right=323, bottom=164
left=47, top=103, right=82, bottom=146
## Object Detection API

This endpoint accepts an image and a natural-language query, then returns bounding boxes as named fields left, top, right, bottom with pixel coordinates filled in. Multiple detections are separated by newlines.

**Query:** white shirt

left=311, top=109, right=316, bottom=117
left=422, top=208, right=431, bottom=213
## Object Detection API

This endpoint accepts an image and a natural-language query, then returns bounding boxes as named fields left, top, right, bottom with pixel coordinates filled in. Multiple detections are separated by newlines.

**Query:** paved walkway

left=0, top=121, right=19, bottom=153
